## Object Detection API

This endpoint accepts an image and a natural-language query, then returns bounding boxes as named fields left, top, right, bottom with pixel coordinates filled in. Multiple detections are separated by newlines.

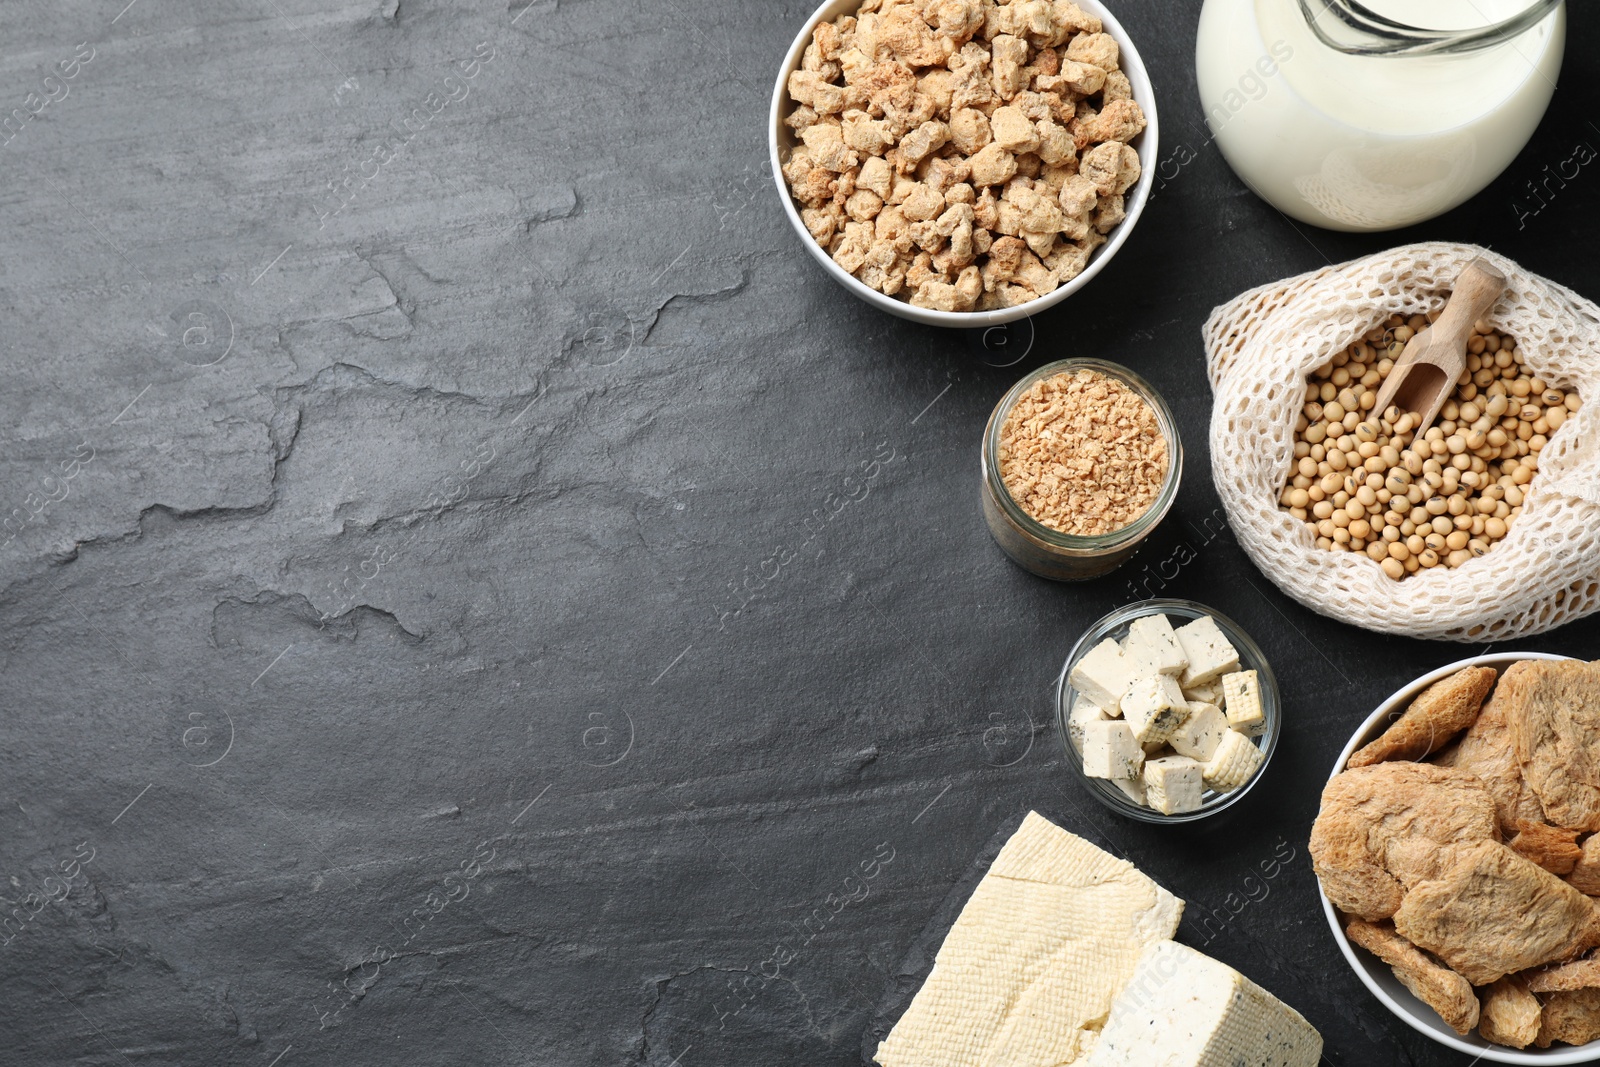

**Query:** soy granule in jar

left=999, top=369, right=1169, bottom=537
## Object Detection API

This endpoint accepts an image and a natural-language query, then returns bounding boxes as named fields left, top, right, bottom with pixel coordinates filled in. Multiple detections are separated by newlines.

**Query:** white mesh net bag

left=1203, top=241, right=1600, bottom=642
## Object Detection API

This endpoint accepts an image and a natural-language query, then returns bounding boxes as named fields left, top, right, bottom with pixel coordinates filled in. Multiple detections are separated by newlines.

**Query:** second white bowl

left=767, top=0, right=1160, bottom=327
left=1319, top=652, right=1594, bottom=1064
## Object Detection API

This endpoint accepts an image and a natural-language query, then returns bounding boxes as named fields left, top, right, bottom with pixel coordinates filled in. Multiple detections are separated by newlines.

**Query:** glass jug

left=1195, top=0, right=1566, bottom=231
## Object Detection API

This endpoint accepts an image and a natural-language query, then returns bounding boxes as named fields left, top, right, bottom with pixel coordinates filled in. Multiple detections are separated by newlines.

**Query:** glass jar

left=1195, top=0, right=1565, bottom=231
left=980, top=359, right=1182, bottom=581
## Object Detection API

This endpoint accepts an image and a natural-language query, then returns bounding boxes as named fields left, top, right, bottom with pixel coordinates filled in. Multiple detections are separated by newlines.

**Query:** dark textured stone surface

left=1, top=1, right=1597, bottom=1064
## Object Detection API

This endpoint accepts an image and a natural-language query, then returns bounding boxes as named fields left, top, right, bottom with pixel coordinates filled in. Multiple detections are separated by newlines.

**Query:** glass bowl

left=981, top=359, right=1183, bottom=581
left=1055, top=598, right=1280, bottom=822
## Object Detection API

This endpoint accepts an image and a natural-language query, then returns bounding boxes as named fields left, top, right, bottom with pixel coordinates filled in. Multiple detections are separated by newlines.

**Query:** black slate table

left=2, top=1, right=1597, bottom=1065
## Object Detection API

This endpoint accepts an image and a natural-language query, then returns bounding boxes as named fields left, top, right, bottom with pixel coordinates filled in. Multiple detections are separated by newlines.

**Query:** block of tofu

left=874, top=812, right=1184, bottom=1067
left=1171, top=702, right=1229, bottom=762
left=1124, top=614, right=1188, bottom=676
left=1184, top=679, right=1225, bottom=709
left=1110, top=774, right=1148, bottom=806
left=1066, top=700, right=1110, bottom=752
left=1223, top=670, right=1266, bottom=737
left=1175, top=616, right=1241, bottom=688
left=1144, top=755, right=1205, bottom=815
left=1085, top=941, right=1323, bottom=1067
left=1204, top=730, right=1265, bottom=792
left=1069, top=638, right=1137, bottom=712
left=1083, top=719, right=1143, bottom=780
left=1122, top=674, right=1191, bottom=745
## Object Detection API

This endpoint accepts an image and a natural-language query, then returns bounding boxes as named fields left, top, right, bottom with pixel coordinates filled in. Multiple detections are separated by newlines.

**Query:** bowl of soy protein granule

left=980, top=359, right=1180, bottom=579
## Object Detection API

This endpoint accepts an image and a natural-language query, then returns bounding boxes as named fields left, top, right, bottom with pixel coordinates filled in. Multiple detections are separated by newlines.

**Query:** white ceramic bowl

left=1321, top=652, right=1595, bottom=1064
left=768, top=0, right=1160, bottom=327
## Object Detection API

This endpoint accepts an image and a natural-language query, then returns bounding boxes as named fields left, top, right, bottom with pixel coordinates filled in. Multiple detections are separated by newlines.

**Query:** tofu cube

left=1222, top=669, right=1266, bottom=737
left=1069, top=638, right=1137, bottom=712
left=1082, top=719, right=1143, bottom=780
left=1169, top=701, right=1229, bottom=762
left=1066, top=700, right=1109, bottom=752
left=1109, top=774, right=1147, bottom=807
left=1182, top=678, right=1224, bottom=709
left=1204, top=729, right=1265, bottom=792
left=1122, top=614, right=1188, bottom=676
left=1088, top=941, right=1324, bottom=1066
left=1143, top=755, right=1205, bottom=815
left=1120, top=674, right=1190, bottom=745
left=1174, top=615, right=1240, bottom=687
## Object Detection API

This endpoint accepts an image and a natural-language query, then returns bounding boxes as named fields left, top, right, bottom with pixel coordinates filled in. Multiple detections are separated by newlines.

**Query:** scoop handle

left=1429, top=259, right=1507, bottom=360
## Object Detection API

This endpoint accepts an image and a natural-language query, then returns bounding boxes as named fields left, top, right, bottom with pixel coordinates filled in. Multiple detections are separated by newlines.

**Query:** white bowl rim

left=766, top=0, right=1161, bottom=328
left=1320, top=651, right=1600, bottom=1065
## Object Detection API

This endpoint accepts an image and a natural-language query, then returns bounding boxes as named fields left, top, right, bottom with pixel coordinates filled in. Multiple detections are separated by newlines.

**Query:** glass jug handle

left=1297, top=0, right=1562, bottom=56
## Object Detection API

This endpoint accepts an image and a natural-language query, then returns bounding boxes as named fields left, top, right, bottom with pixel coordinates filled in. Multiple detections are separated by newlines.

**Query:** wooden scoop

left=1371, top=259, right=1508, bottom=437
